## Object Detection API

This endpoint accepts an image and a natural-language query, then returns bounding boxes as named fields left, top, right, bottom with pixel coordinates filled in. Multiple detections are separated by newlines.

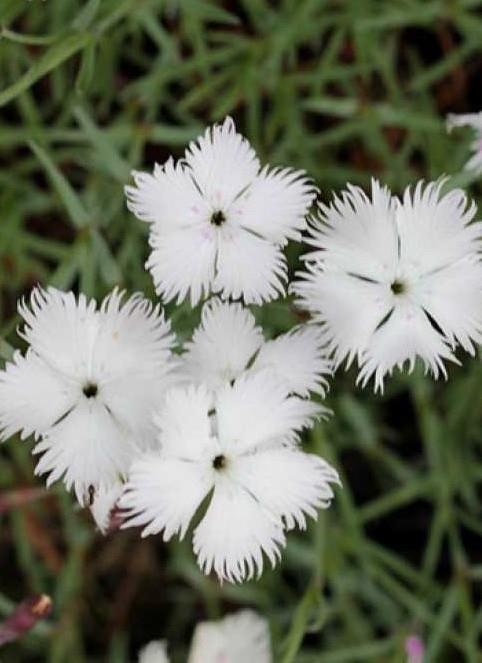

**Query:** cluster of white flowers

left=138, top=610, right=271, bottom=663
left=0, top=114, right=480, bottom=587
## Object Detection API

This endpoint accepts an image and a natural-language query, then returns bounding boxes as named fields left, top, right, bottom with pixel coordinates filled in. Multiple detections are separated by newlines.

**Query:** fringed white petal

left=147, top=225, right=217, bottom=306
left=303, top=179, right=399, bottom=282
left=33, top=400, right=137, bottom=505
left=184, top=116, right=260, bottom=207
left=96, top=290, right=176, bottom=442
left=397, top=180, right=480, bottom=274
left=214, top=227, right=287, bottom=304
left=121, top=455, right=213, bottom=541
left=292, top=268, right=393, bottom=368
left=232, top=448, right=340, bottom=531
left=216, top=371, right=320, bottom=453
left=253, top=324, right=332, bottom=398
left=193, top=477, right=285, bottom=583
left=238, top=166, right=316, bottom=245
left=125, top=157, right=206, bottom=228
left=90, top=481, right=124, bottom=534
left=18, top=287, right=98, bottom=380
left=96, top=289, right=176, bottom=378
left=414, top=258, right=482, bottom=353
left=0, top=350, right=77, bottom=441
left=358, top=303, right=458, bottom=393
left=180, top=300, right=263, bottom=391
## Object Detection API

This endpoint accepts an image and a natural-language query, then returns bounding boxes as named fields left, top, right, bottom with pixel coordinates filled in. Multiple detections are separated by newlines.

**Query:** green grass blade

left=0, top=31, right=92, bottom=107
left=29, top=141, right=89, bottom=229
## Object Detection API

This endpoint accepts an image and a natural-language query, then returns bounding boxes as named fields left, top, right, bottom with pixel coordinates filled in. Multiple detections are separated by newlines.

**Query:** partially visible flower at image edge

left=138, top=610, right=271, bottom=663
left=125, top=116, right=317, bottom=306
left=121, top=371, right=340, bottom=583
left=0, top=287, right=176, bottom=505
left=447, top=111, right=482, bottom=173
left=292, top=178, right=482, bottom=391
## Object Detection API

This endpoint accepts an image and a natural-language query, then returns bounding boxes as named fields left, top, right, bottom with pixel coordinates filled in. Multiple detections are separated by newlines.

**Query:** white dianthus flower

left=0, top=287, right=176, bottom=504
left=138, top=610, right=271, bottom=663
left=292, top=179, right=482, bottom=391
left=125, top=116, right=316, bottom=306
left=187, top=610, right=271, bottom=663
left=121, top=372, right=339, bottom=583
left=180, top=298, right=332, bottom=400
left=447, top=112, right=482, bottom=173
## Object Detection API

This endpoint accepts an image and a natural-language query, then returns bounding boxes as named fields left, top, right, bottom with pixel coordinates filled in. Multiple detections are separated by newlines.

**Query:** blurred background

left=1, top=1, right=482, bottom=661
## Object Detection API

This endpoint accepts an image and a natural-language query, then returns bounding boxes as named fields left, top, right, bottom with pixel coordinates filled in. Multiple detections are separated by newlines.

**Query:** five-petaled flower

left=0, top=287, right=176, bottom=504
left=120, top=372, right=339, bottom=583
left=292, top=179, right=482, bottom=391
left=125, top=116, right=317, bottom=306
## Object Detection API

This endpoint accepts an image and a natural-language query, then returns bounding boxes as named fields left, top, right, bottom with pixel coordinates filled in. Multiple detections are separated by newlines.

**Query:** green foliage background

left=0, top=0, right=482, bottom=661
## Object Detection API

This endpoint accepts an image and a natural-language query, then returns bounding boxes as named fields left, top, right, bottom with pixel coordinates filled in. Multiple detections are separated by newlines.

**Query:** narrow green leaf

left=73, top=105, right=130, bottom=182
left=0, top=28, right=59, bottom=46
left=0, top=31, right=92, bottom=107
left=71, top=0, right=101, bottom=31
left=91, top=231, right=122, bottom=286
left=75, top=42, right=97, bottom=95
left=308, top=638, right=394, bottom=662
left=425, top=586, right=459, bottom=660
left=281, top=582, right=320, bottom=663
left=29, top=140, right=89, bottom=229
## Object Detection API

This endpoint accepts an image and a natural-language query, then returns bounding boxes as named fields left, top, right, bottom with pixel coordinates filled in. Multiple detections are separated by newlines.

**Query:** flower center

left=390, top=280, right=406, bottom=295
left=210, top=210, right=226, bottom=226
left=212, top=454, right=227, bottom=470
left=83, top=382, right=98, bottom=399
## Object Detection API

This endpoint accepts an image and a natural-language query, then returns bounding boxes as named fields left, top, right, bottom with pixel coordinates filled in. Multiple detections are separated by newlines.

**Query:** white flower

left=0, top=287, right=176, bottom=504
left=447, top=112, right=482, bottom=172
left=180, top=299, right=331, bottom=399
left=120, top=372, right=339, bottom=583
left=138, top=611, right=271, bottom=663
left=187, top=610, right=271, bottom=663
left=138, top=640, right=169, bottom=663
left=125, top=116, right=316, bottom=305
left=292, top=179, right=482, bottom=391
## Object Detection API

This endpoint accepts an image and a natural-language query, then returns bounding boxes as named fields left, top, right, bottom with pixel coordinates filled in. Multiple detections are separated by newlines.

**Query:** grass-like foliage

left=0, top=1, right=482, bottom=661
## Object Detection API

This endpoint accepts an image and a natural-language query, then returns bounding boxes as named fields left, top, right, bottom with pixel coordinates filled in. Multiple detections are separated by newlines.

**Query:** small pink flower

left=405, top=634, right=425, bottom=663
